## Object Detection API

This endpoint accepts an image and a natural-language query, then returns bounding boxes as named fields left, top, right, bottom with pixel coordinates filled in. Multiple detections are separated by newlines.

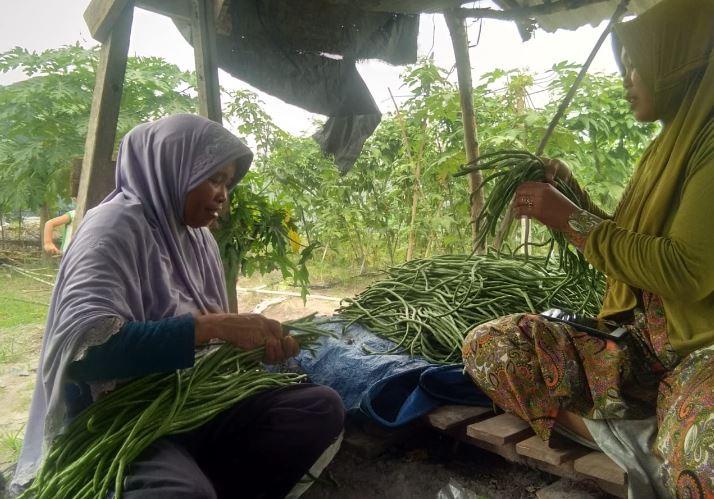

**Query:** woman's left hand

left=514, top=181, right=579, bottom=232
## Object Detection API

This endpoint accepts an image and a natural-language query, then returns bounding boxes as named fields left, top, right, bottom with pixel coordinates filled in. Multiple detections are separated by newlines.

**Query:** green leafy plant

left=0, top=45, right=196, bottom=236
left=214, top=179, right=317, bottom=302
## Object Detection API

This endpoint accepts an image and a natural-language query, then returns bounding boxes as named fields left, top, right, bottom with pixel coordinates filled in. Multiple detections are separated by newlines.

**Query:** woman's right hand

left=194, top=313, right=299, bottom=364
left=43, top=243, right=61, bottom=256
left=541, top=158, right=573, bottom=185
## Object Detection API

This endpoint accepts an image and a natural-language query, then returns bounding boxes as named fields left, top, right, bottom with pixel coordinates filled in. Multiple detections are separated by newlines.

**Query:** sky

left=0, top=1, right=623, bottom=136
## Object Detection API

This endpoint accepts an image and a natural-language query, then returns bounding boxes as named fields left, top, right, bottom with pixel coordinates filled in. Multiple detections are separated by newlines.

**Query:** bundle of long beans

left=454, top=149, right=594, bottom=280
left=21, top=316, right=331, bottom=499
left=339, top=253, right=605, bottom=364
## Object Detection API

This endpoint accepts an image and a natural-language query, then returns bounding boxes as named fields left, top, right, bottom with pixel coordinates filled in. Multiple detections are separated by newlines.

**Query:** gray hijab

left=12, top=114, right=253, bottom=490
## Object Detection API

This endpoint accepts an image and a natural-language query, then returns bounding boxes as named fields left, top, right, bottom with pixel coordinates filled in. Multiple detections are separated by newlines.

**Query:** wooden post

left=444, top=11, right=484, bottom=253
left=75, top=3, right=133, bottom=227
left=192, top=0, right=222, bottom=124
left=84, top=0, right=133, bottom=43
left=191, top=0, right=236, bottom=309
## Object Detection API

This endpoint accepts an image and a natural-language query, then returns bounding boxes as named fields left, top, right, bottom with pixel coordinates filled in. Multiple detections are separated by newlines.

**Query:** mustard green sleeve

left=564, top=175, right=611, bottom=220
left=584, top=159, right=714, bottom=302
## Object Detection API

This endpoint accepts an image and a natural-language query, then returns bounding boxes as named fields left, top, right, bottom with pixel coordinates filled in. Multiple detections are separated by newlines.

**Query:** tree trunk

left=445, top=11, right=484, bottom=252
left=389, top=89, right=426, bottom=262
left=406, top=144, right=423, bottom=262
left=225, top=264, right=239, bottom=313
left=39, top=203, right=50, bottom=262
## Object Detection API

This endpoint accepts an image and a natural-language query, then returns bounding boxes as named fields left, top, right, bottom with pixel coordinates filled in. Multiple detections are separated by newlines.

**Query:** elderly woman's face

left=621, top=47, right=657, bottom=122
left=183, top=160, right=236, bottom=228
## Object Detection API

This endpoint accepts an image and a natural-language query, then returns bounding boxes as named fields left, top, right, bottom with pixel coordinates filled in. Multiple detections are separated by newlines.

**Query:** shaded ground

left=304, top=425, right=557, bottom=499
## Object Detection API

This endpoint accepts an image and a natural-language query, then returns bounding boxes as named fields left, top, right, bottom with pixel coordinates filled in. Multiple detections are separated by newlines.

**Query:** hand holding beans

left=194, top=313, right=299, bottom=364
left=513, top=181, right=580, bottom=232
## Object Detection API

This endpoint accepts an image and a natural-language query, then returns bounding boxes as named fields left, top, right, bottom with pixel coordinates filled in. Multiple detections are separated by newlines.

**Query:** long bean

left=339, top=253, right=604, bottom=363
left=20, top=315, right=331, bottom=499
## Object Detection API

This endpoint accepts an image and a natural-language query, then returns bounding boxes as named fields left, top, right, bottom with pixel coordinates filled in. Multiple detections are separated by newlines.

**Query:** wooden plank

left=466, top=413, right=534, bottom=446
left=463, top=434, right=523, bottom=463
left=319, top=0, right=489, bottom=14
left=444, top=12, right=484, bottom=252
left=214, top=0, right=232, bottom=35
left=191, top=0, right=222, bottom=123
left=426, top=405, right=492, bottom=432
left=517, top=435, right=590, bottom=466
left=135, top=0, right=191, bottom=20
left=84, top=0, right=133, bottom=43
left=574, top=452, right=627, bottom=486
left=75, top=3, right=133, bottom=227
left=523, top=456, right=578, bottom=480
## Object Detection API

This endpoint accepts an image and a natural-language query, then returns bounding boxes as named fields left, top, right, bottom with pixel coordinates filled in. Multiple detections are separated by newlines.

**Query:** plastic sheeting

left=288, top=319, right=491, bottom=427
left=177, top=0, right=419, bottom=172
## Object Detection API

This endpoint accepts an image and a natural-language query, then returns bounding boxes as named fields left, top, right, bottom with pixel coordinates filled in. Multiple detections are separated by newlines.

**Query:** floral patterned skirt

left=656, top=344, right=714, bottom=498
left=462, top=293, right=713, bottom=498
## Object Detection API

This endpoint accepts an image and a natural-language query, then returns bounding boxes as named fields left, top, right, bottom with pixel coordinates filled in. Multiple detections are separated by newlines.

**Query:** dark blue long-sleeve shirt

left=65, top=314, right=196, bottom=416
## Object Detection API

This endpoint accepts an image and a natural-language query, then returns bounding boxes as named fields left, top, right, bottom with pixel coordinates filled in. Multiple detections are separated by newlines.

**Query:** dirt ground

left=303, top=426, right=561, bottom=499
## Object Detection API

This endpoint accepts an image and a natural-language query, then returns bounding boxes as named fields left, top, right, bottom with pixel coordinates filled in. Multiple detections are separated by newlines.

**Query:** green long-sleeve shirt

left=585, top=148, right=714, bottom=357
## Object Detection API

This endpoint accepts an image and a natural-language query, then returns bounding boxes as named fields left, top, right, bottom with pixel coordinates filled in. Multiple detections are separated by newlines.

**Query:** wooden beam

left=191, top=0, right=222, bottom=123
left=321, top=0, right=466, bottom=14
left=213, top=0, right=232, bottom=34
left=84, top=0, right=133, bottom=43
left=135, top=0, right=191, bottom=20
left=444, top=11, right=484, bottom=252
left=457, top=0, right=610, bottom=21
left=75, top=3, right=133, bottom=227
left=134, top=0, right=227, bottom=28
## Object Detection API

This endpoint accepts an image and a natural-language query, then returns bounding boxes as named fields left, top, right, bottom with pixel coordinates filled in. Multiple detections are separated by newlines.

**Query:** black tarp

left=177, top=0, right=419, bottom=172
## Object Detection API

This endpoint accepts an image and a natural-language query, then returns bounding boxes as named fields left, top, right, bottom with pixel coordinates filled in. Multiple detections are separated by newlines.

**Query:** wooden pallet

left=425, top=405, right=627, bottom=498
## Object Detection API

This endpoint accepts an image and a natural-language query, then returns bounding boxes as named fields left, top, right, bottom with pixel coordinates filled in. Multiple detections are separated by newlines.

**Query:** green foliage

left=0, top=44, right=195, bottom=215
left=0, top=46, right=659, bottom=286
left=0, top=427, right=23, bottom=463
left=213, top=179, right=317, bottom=299
left=0, top=270, right=51, bottom=328
left=0, top=45, right=310, bottom=296
left=540, top=62, right=659, bottom=210
left=245, top=58, right=657, bottom=272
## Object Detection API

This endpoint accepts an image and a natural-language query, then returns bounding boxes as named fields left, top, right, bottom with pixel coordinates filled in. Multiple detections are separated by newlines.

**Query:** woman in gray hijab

left=12, top=114, right=344, bottom=498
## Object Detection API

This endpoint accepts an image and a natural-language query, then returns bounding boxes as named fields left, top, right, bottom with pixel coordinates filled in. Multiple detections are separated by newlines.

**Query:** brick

left=517, top=435, right=590, bottom=466
left=426, top=405, right=493, bottom=432
left=466, top=413, right=534, bottom=446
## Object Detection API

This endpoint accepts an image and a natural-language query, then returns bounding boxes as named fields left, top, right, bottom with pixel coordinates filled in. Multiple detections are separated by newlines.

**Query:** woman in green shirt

left=462, top=0, right=714, bottom=496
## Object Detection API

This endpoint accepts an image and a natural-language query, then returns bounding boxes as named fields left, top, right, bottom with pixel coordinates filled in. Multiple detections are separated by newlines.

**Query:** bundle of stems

left=455, top=149, right=599, bottom=282
left=339, top=253, right=604, bottom=364
left=21, top=315, right=331, bottom=499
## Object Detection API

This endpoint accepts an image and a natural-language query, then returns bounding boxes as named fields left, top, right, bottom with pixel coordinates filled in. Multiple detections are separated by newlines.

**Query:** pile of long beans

left=454, top=149, right=594, bottom=280
left=20, top=316, right=331, bottom=499
left=339, top=253, right=604, bottom=364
